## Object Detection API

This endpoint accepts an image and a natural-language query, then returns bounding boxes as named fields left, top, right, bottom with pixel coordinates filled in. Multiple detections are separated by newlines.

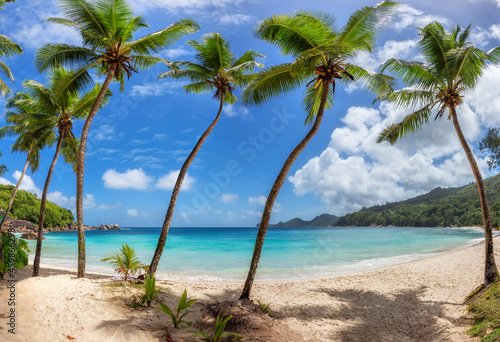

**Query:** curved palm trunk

left=239, top=80, right=330, bottom=300
left=32, top=130, right=66, bottom=277
left=0, top=153, right=31, bottom=262
left=451, top=105, right=498, bottom=285
left=77, top=65, right=117, bottom=278
left=148, top=97, right=225, bottom=275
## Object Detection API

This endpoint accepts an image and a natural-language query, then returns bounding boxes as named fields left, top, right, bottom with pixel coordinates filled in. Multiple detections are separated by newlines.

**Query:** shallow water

left=25, top=226, right=486, bottom=281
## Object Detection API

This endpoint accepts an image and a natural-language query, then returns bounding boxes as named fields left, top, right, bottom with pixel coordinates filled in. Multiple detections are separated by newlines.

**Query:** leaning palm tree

left=0, top=93, right=53, bottom=263
left=376, top=22, right=500, bottom=286
left=148, top=33, right=263, bottom=275
left=35, top=0, right=199, bottom=277
left=239, top=3, right=399, bottom=300
left=12, top=68, right=112, bottom=276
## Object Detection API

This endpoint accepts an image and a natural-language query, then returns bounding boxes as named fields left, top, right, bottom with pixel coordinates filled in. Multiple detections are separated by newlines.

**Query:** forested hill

left=335, top=173, right=500, bottom=227
left=0, top=184, right=74, bottom=228
left=269, top=214, right=339, bottom=227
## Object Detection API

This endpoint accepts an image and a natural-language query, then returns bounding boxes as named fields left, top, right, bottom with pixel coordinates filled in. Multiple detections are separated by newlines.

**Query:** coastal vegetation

left=239, top=2, right=399, bottom=300
left=467, top=280, right=500, bottom=341
left=190, top=314, right=243, bottom=342
left=1, top=232, right=29, bottom=268
left=156, top=289, right=197, bottom=328
left=148, top=33, right=263, bottom=276
left=141, top=273, right=161, bottom=307
left=377, top=22, right=500, bottom=285
left=38, top=0, right=200, bottom=278
left=101, top=243, right=148, bottom=280
left=0, top=184, right=74, bottom=227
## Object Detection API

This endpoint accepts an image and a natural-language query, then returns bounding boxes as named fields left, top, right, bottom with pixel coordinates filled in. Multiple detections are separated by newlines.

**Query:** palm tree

left=11, top=68, right=111, bottom=276
left=148, top=33, right=263, bottom=275
left=35, top=0, right=199, bottom=277
left=376, top=22, right=500, bottom=286
left=0, top=93, right=53, bottom=263
left=239, top=3, right=399, bottom=300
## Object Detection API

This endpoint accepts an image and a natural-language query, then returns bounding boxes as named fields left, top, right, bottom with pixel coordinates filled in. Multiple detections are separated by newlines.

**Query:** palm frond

left=188, top=33, right=233, bottom=71
left=380, top=58, right=442, bottom=89
left=71, top=83, right=112, bottom=119
left=0, top=35, right=23, bottom=57
left=486, top=46, right=500, bottom=64
left=446, top=46, right=487, bottom=89
left=242, top=63, right=305, bottom=105
left=418, top=22, right=450, bottom=72
left=377, top=105, right=432, bottom=144
left=345, top=64, right=396, bottom=95
left=35, top=43, right=98, bottom=72
left=0, top=61, right=13, bottom=81
left=302, top=80, right=333, bottom=124
left=183, top=81, right=213, bottom=94
left=373, top=87, right=435, bottom=108
left=61, top=133, right=80, bottom=173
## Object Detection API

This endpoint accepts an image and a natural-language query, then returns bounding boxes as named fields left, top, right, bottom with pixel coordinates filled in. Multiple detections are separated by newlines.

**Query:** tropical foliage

left=479, top=127, right=500, bottom=171
left=37, top=0, right=200, bottom=278
left=156, top=289, right=197, bottom=329
left=1, top=232, right=29, bottom=269
left=239, top=2, right=398, bottom=300
left=0, top=185, right=74, bottom=227
left=190, top=314, right=243, bottom=341
left=101, top=243, right=148, bottom=280
left=0, top=0, right=22, bottom=95
left=376, top=22, right=500, bottom=285
left=148, top=33, right=263, bottom=275
left=141, top=273, right=161, bottom=307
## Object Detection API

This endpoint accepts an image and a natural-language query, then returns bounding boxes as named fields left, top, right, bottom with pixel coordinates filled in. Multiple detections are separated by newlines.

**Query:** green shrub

left=190, top=314, right=243, bottom=341
left=1, top=232, right=30, bottom=269
left=156, top=289, right=197, bottom=328
left=101, top=244, right=148, bottom=280
left=0, top=260, right=6, bottom=279
left=141, top=273, right=161, bottom=307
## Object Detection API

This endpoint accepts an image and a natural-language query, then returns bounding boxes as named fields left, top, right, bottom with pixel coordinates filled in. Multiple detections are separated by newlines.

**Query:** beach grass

left=467, top=279, right=500, bottom=341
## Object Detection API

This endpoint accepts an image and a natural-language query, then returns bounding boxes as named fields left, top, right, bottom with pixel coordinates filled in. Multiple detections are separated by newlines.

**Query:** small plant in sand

left=101, top=244, right=147, bottom=280
left=156, top=289, right=197, bottom=328
left=190, top=314, right=243, bottom=341
left=257, top=300, right=272, bottom=315
left=141, top=273, right=161, bottom=307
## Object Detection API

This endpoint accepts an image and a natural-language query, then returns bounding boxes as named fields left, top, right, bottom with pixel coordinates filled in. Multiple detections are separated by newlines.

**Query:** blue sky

left=1, top=0, right=500, bottom=227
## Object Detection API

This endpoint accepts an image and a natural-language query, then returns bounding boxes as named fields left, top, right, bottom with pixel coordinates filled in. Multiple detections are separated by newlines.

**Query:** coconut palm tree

left=0, top=93, right=53, bottom=262
left=35, top=0, right=199, bottom=277
left=147, top=33, right=263, bottom=275
left=239, top=3, right=399, bottom=300
left=11, top=68, right=112, bottom=276
left=376, top=22, right=500, bottom=286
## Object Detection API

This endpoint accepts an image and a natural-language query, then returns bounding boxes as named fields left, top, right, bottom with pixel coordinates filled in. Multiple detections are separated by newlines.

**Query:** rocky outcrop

left=1, top=217, right=120, bottom=235
left=21, top=232, right=44, bottom=240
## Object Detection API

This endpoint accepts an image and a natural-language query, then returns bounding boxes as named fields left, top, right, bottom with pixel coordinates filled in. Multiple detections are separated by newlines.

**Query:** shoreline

left=33, top=234, right=494, bottom=286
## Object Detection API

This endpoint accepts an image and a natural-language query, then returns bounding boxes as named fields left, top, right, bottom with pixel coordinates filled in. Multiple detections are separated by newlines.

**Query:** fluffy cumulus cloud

left=12, top=172, right=42, bottom=197
left=289, top=100, right=488, bottom=215
left=219, top=14, right=252, bottom=26
left=222, top=105, right=253, bottom=120
left=0, top=177, right=13, bottom=186
left=130, top=81, right=184, bottom=97
left=393, top=4, right=450, bottom=31
left=221, top=193, right=238, bottom=203
left=248, top=195, right=266, bottom=206
left=127, top=209, right=139, bottom=217
left=155, top=170, right=196, bottom=191
left=47, top=191, right=96, bottom=211
left=102, top=168, right=154, bottom=190
left=129, top=0, right=247, bottom=13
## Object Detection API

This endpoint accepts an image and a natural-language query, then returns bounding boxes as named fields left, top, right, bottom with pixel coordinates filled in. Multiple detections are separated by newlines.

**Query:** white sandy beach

left=1, top=237, right=497, bottom=341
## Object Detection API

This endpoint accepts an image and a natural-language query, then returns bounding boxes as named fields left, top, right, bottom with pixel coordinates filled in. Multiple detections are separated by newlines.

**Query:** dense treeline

left=336, top=173, right=500, bottom=228
left=0, top=184, right=74, bottom=227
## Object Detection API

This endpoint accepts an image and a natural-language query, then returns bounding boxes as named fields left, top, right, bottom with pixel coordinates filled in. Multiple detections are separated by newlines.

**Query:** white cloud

left=221, top=193, right=238, bottom=202
left=98, top=202, right=122, bottom=210
left=129, top=0, right=247, bottom=13
left=127, top=209, right=139, bottom=217
left=465, top=64, right=500, bottom=126
left=102, top=168, right=154, bottom=190
left=47, top=191, right=96, bottom=211
left=12, top=172, right=42, bottom=197
left=470, top=24, right=500, bottom=47
left=248, top=195, right=266, bottom=206
left=393, top=4, right=450, bottom=31
left=130, top=81, right=184, bottom=97
left=155, top=170, right=196, bottom=191
left=0, top=177, right=14, bottom=186
left=219, top=14, right=252, bottom=26
left=289, top=101, right=487, bottom=215
left=162, top=47, right=192, bottom=59
left=92, top=125, right=116, bottom=141
left=222, top=105, right=253, bottom=120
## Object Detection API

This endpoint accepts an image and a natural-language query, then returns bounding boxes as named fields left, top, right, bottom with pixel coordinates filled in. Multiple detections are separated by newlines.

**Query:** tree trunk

left=0, top=153, right=30, bottom=262
left=451, top=105, right=498, bottom=285
left=239, top=80, right=330, bottom=300
left=76, top=65, right=117, bottom=278
left=32, top=129, right=65, bottom=277
left=148, top=97, right=225, bottom=275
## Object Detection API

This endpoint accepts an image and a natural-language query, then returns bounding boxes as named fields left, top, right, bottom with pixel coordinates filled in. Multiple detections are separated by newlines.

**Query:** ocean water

left=24, top=227, right=486, bottom=281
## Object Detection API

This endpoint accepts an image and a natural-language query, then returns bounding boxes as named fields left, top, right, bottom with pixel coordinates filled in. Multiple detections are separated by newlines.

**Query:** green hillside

left=270, top=213, right=339, bottom=227
left=336, top=173, right=500, bottom=227
left=0, top=184, right=74, bottom=227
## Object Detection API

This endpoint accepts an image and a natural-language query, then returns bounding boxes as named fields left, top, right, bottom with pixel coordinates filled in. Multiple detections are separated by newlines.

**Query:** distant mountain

left=335, top=173, right=500, bottom=227
left=268, top=213, right=339, bottom=227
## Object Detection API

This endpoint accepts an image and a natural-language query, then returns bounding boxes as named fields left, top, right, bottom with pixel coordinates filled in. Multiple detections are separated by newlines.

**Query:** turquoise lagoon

left=24, top=227, right=487, bottom=281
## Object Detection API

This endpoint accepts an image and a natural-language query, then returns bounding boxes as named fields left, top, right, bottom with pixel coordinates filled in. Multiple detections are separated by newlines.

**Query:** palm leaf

left=345, top=64, right=396, bottom=95
left=377, top=105, right=432, bottom=144
left=35, top=44, right=98, bottom=72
